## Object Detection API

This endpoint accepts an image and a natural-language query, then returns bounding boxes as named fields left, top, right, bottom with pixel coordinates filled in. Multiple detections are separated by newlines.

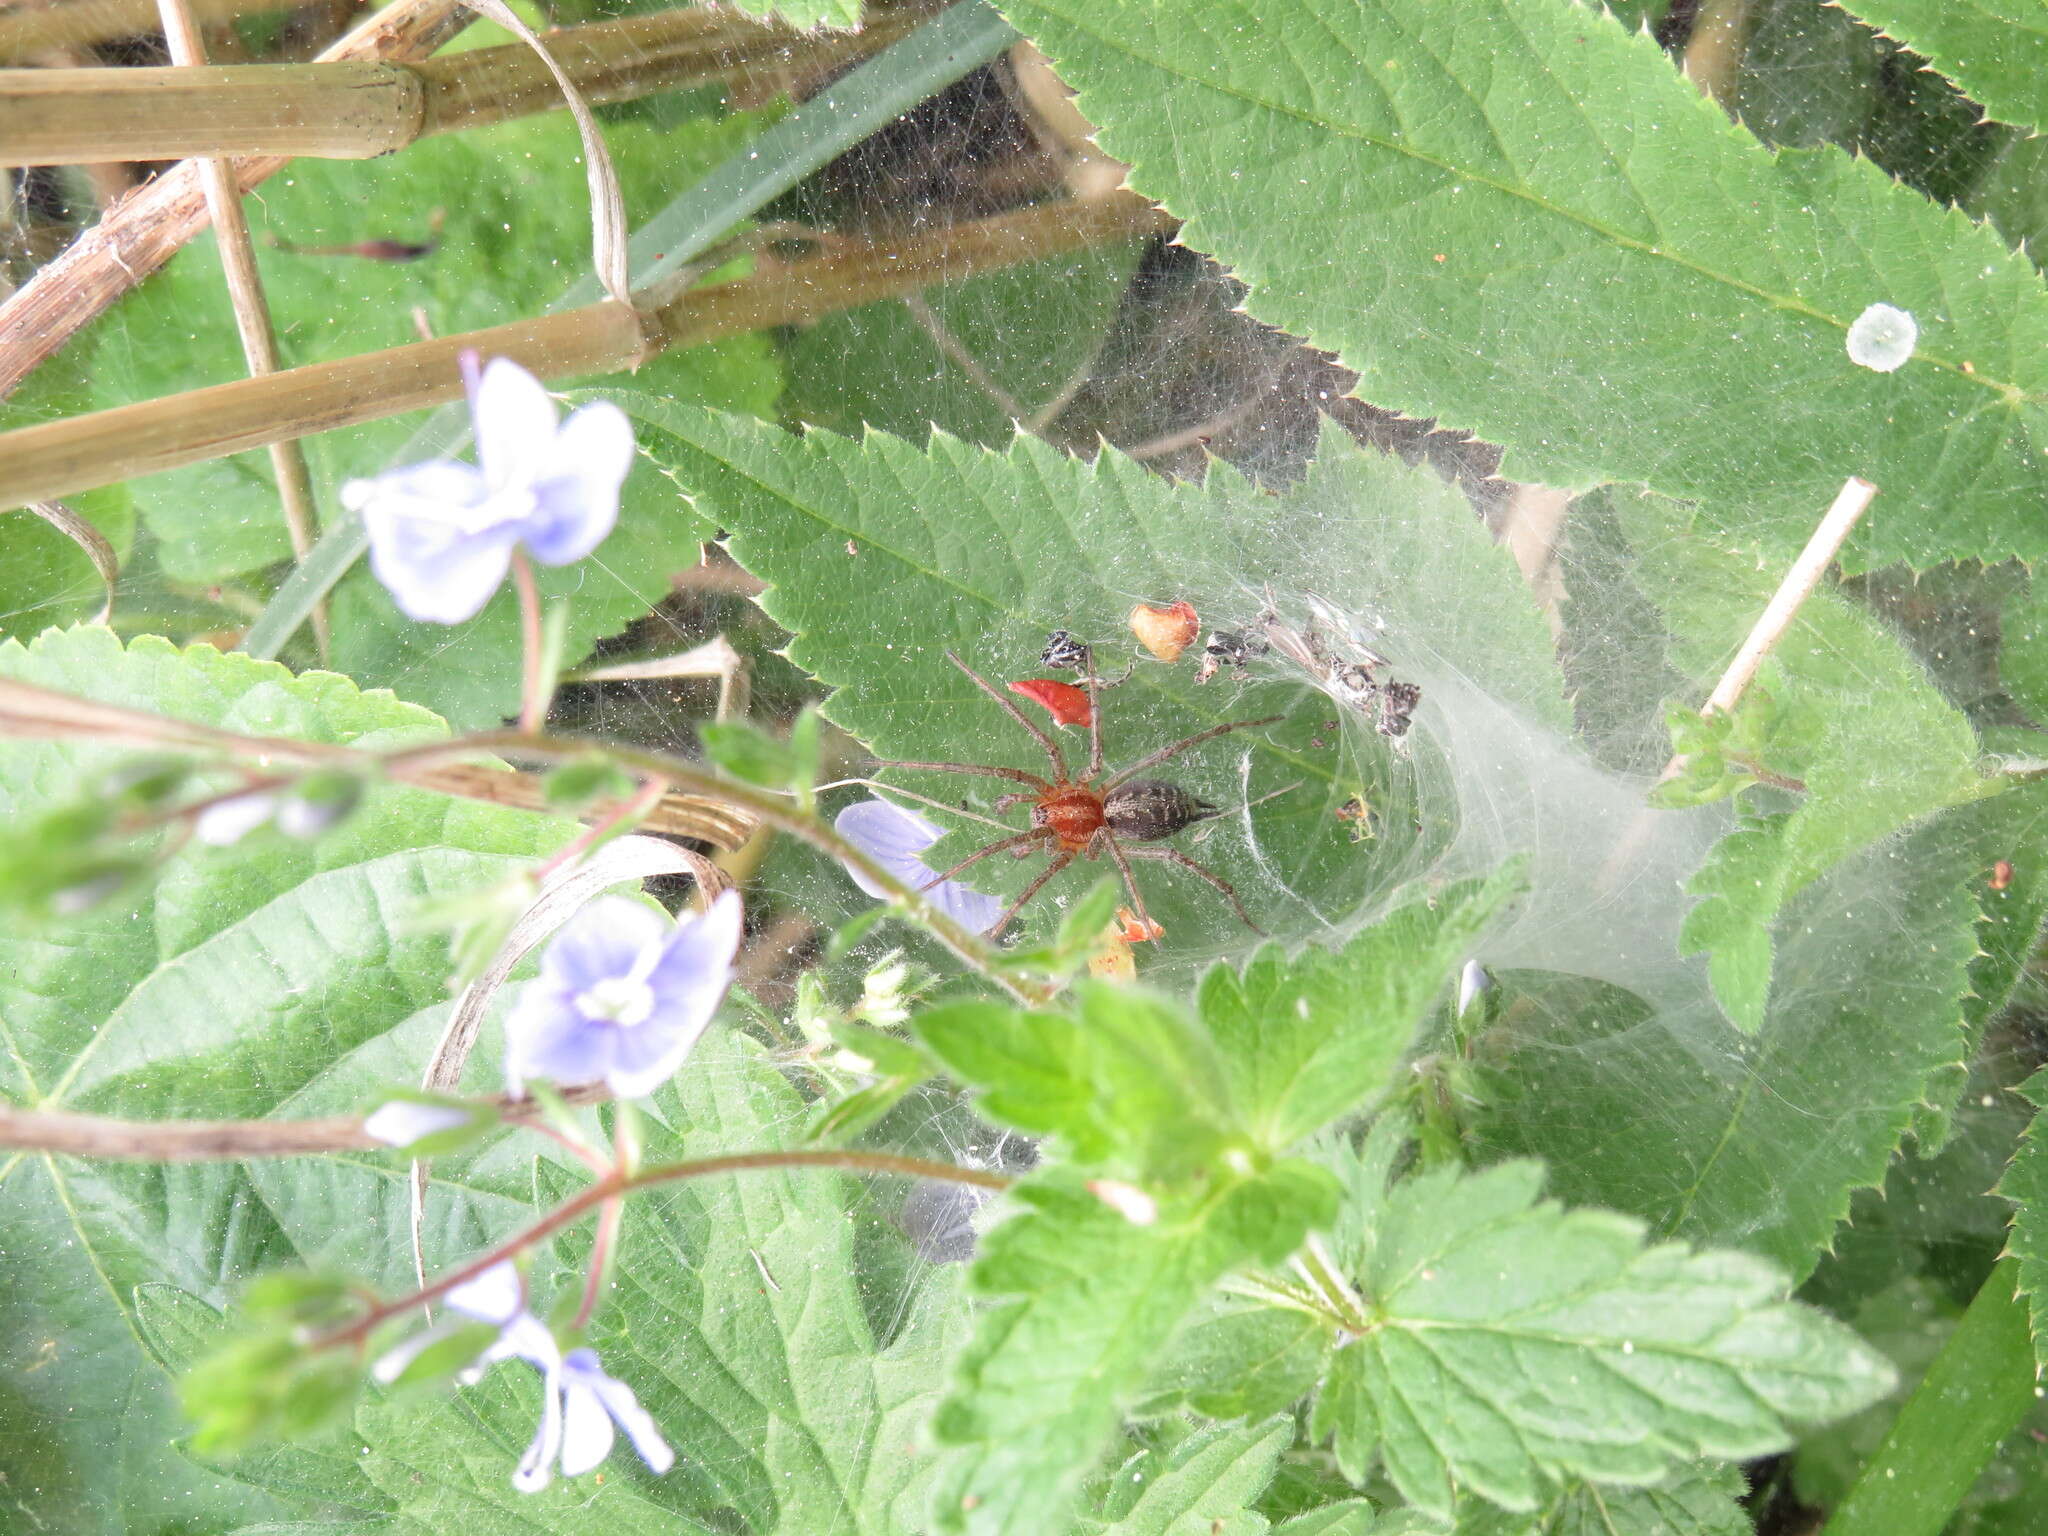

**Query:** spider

left=873, top=649, right=1282, bottom=939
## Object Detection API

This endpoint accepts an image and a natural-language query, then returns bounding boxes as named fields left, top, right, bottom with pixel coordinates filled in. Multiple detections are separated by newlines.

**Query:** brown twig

left=0, top=1083, right=609, bottom=1159
left=0, top=0, right=471, bottom=401
left=0, top=195, right=1174, bottom=512
left=154, top=0, right=328, bottom=654
left=315, top=1149, right=1012, bottom=1353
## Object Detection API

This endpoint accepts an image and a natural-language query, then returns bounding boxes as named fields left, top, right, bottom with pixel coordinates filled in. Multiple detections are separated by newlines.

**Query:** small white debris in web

left=1846, top=304, right=1917, bottom=373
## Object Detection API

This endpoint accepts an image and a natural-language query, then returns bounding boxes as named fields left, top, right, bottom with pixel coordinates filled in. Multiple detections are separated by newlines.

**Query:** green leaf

left=994, top=0, right=2048, bottom=570
left=1326, top=1160, right=1894, bottom=1518
left=1605, top=485, right=1985, bottom=1031
left=725, top=0, right=861, bottom=27
left=621, top=400, right=1568, bottom=955
left=1830, top=1, right=2048, bottom=134
left=930, top=1173, right=1244, bottom=1535
left=1198, top=866, right=1524, bottom=1148
left=1138, top=1302, right=1326, bottom=1420
left=1471, top=790, right=1987, bottom=1277
left=912, top=987, right=1234, bottom=1180
left=1447, top=1464, right=1751, bottom=1536
left=2000, top=1068, right=2048, bottom=1371
left=1076, top=1417, right=1294, bottom=1536
left=561, top=1029, right=967, bottom=1530
left=0, top=625, right=569, bottom=1531
left=783, top=243, right=1145, bottom=448
left=1268, top=1503, right=1376, bottom=1536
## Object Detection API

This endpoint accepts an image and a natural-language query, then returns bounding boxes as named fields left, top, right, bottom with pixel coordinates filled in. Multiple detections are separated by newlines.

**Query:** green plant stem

left=453, top=728, right=1043, bottom=1004
left=238, top=0, right=1018, bottom=663
left=317, top=1147, right=1011, bottom=1351
left=1820, top=1256, right=2039, bottom=1536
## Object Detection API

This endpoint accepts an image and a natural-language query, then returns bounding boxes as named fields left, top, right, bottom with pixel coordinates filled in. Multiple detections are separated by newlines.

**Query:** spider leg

left=1121, top=845, right=1265, bottom=936
left=871, top=757, right=1048, bottom=791
left=1090, top=828, right=1159, bottom=940
left=946, top=651, right=1070, bottom=783
left=1078, top=643, right=1107, bottom=784
left=920, top=828, right=1054, bottom=889
left=989, top=849, right=1075, bottom=939
left=1102, top=714, right=1285, bottom=791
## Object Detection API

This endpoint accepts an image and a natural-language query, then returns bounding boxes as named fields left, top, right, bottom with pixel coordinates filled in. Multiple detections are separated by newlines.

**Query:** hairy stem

left=317, top=1148, right=1011, bottom=1351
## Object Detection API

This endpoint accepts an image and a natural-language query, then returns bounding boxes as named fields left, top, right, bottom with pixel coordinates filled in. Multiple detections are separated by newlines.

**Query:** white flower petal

left=370, top=1323, right=448, bottom=1385
left=1456, top=959, right=1491, bottom=1018
left=444, top=1262, right=526, bottom=1328
left=557, top=1380, right=618, bottom=1479
left=512, top=1367, right=564, bottom=1494
left=472, top=358, right=562, bottom=493
left=589, top=1371, right=674, bottom=1474
left=364, top=1100, right=471, bottom=1149
left=194, top=792, right=276, bottom=847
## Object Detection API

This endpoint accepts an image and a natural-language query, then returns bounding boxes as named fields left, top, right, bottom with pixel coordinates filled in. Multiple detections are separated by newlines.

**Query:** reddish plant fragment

left=1007, top=678, right=1093, bottom=728
left=1115, top=906, right=1164, bottom=943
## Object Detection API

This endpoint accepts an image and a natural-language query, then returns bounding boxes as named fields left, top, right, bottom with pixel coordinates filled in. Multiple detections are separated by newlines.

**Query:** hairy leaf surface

left=996, top=0, right=2048, bottom=569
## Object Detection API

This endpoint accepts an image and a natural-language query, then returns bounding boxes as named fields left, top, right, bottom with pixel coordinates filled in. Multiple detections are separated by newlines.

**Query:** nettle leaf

left=996, top=0, right=2048, bottom=570
left=725, top=0, right=861, bottom=27
left=1471, top=788, right=1991, bottom=1278
left=1138, top=1301, right=1327, bottom=1422
left=1606, top=485, right=1985, bottom=1031
left=1074, top=1416, right=1294, bottom=1536
left=784, top=243, right=1147, bottom=449
left=91, top=110, right=781, bottom=728
left=1999, top=1066, right=2048, bottom=1372
left=1451, top=1463, right=1750, bottom=1536
left=0, top=626, right=569, bottom=1533
left=1199, top=866, right=1524, bottom=1148
left=620, top=398, right=1597, bottom=965
left=1830, top=1, right=2048, bottom=134
left=1317, top=1160, right=1893, bottom=1519
left=931, top=1166, right=1331, bottom=1536
left=913, top=988, right=1235, bottom=1181
left=538, top=1030, right=968, bottom=1532
left=1913, top=779, right=2048, bottom=1149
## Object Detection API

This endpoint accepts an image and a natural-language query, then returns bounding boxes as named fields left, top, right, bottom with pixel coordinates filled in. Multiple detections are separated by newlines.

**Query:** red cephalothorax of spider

left=872, top=649, right=1281, bottom=939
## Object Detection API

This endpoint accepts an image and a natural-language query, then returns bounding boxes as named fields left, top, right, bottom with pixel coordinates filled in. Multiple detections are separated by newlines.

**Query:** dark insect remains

left=873, top=649, right=1281, bottom=939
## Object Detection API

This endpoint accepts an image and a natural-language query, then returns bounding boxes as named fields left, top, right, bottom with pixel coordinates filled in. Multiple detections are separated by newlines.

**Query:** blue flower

left=544, top=1348, right=676, bottom=1486
left=504, top=891, right=743, bottom=1100
left=834, top=798, right=1004, bottom=933
left=340, top=357, right=635, bottom=625
left=370, top=1263, right=672, bottom=1493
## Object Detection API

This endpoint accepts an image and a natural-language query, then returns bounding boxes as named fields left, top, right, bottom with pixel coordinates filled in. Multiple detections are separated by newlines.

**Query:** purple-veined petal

left=471, top=358, right=562, bottom=494
left=444, top=1262, right=525, bottom=1328
left=834, top=798, right=1005, bottom=934
left=194, top=792, right=276, bottom=847
left=364, top=1099, right=472, bottom=1149
left=351, top=460, right=519, bottom=624
left=586, top=1365, right=674, bottom=1474
left=603, top=892, right=739, bottom=1097
left=511, top=1358, right=565, bottom=1493
left=539, top=896, right=671, bottom=994
left=520, top=400, right=634, bottom=566
left=557, top=1377, right=618, bottom=1479
left=504, top=985, right=616, bottom=1095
